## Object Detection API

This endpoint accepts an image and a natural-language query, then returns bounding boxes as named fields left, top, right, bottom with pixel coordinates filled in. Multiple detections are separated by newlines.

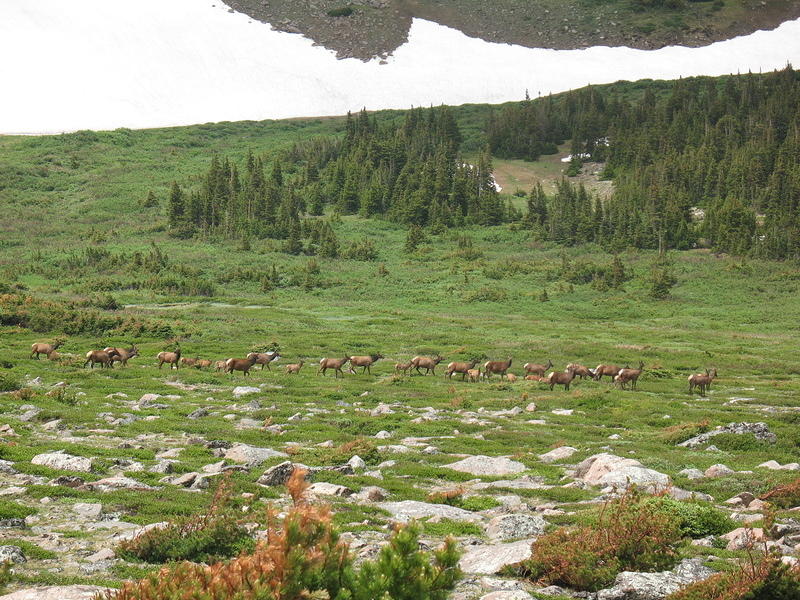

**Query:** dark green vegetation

left=224, top=0, right=800, bottom=61
left=1, top=72, right=799, bottom=595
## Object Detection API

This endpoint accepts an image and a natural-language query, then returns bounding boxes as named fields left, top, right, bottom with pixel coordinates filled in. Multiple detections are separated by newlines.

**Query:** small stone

left=722, top=527, right=764, bottom=550
left=347, top=455, right=366, bottom=470
left=308, top=482, right=353, bottom=497
left=539, top=446, right=577, bottom=463
left=232, top=386, right=260, bottom=398
left=678, top=468, right=705, bottom=480
left=73, top=503, right=103, bottom=519
left=86, top=548, right=115, bottom=563
left=0, top=545, right=26, bottom=564
left=445, top=456, right=526, bottom=477
left=374, top=430, right=392, bottom=439
left=486, top=514, right=547, bottom=541
left=705, top=464, right=734, bottom=478
left=32, top=451, right=93, bottom=473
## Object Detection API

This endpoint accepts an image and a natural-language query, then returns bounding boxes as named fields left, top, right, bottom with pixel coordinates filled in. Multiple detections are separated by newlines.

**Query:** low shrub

left=660, top=420, right=711, bottom=444
left=115, top=477, right=254, bottom=564
left=107, top=469, right=461, bottom=600
left=0, top=372, right=21, bottom=392
left=0, top=500, right=37, bottom=521
left=521, top=489, right=682, bottom=591
left=760, top=478, right=800, bottom=509
left=644, top=496, right=736, bottom=538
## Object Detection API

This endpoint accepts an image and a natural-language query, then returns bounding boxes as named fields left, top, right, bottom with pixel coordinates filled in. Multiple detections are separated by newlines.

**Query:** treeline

left=489, top=67, right=800, bottom=259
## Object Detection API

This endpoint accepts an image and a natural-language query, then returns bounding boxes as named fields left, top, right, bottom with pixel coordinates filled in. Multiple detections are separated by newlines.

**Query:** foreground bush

left=668, top=554, right=800, bottom=600
left=644, top=496, right=736, bottom=538
left=116, top=478, right=254, bottom=564
left=107, top=470, right=461, bottom=600
left=521, top=489, right=682, bottom=591
left=761, top=478, right=800, bottom=509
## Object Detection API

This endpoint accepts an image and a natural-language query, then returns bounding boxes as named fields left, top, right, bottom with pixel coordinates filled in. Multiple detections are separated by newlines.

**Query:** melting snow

left=2, top=0, right=800, bottom=133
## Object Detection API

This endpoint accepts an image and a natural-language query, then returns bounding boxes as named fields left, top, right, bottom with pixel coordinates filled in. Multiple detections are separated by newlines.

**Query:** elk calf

left=394, top=361, right=412, bottom=375
left=467, top=368, right=482, bottom=383
left=688, top=368, right=717, bottom=395
left=285, top=361, right=304, bottom=374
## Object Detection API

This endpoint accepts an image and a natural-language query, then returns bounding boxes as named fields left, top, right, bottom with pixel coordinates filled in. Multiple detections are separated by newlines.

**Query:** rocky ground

left=1, top=371, right=798, bottom=599
left=222, top=0, right=800, bottom=61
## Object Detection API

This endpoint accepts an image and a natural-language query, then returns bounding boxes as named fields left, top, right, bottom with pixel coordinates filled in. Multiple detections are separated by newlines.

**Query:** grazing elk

left=524, top=359, right=553, bottom=377
left=157, top=348, right=182, bottom=369
left=526, top=374, right=547, bottom=382
left=104, top=346, right=139, bottom=367
left=318, top=356, right=351, bottom=378
left=467, top=368, right=482, bottom=383
left=180, top=357, right=199, bottom=368
left=84, top=348, right=119, bottom=369
left=394, top=361, right=413, bottom=375
left=506, top=373, right=518, bottom=383
left=445, top=359, right=478, bottom=380
left=285, top=361, right=304, bottom=374
left=194, top=359, right=212, bottom=369
left=593, top=363, right=625, bottom=382
left=31, top=340, right=63, bottom=360
left=688, top=368, right=717, bottom=395
left=411, top=355, right=444, bottom=376
left=548, top=367, right=577, bottom=391
left=247, top=352, right=281, bottom=371
left=566, top=363, right=595, bottom=380
left=225, top=354, right=259, bottom=376
left=214, top=360, right=227, bottom=372
left=348, top=353, right=384, bottom=375
left=614, top=361, right=645, bottom=390
left=484, top=358, right=513, bottom=380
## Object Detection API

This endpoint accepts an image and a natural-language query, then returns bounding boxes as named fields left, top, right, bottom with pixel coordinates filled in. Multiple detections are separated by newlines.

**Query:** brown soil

left=223, top=0, right=800, bottom=61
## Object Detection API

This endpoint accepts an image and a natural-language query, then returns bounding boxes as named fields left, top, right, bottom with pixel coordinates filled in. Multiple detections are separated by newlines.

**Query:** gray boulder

left=0, top=545, right=26, bottom=564
left=378, top=500, right=479, bottom=523
left=223, top=443, right=287, bottom=466
left=445, top=456, right=526, bottom=477
left=486, top=514, right=547, bottom=541
left=539, top=446, right=578, bottom=463
left=0, top=587, right=111, bottom=600
left=31, top=451, right=93, bottom=473
left=678, top=422, right=776, bottom=448
left=459, top=539, right=534, bottom=574
left=596, top=558, right=714, bottom=599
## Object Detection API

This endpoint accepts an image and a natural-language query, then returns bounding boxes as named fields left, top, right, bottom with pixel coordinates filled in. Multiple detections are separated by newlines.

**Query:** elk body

left=688, top=368, right=717, bottom=395
left=104, top=346, right=139, bottom=367
left=157, top=349, right=182, bottom=369
left=194, top=359, right=212, bottom=369
left=593, top=364, right=624, bottom=382
left=31, top=341, right=63, bottom=359
left=318, top=356, right=350, bottom=378
left=524, top=359, right=553, bottom=377
left=506, top=373, right=518, bottom=383
left=566, top=363, right=595, bottom=380
left=526, top=374, right=547, bottom=382
left=348, top=354, right=384, bottom=375
left=467, top=369, right=482, bottom=383
left=394, top=361, right=413, bottom=375
left=247, top=352, right=281, bottom=371
left=84, top=349, right=119, bottom=369
left=445, top=360, right=478, bottom=380
left=484, top=358, right=513, bottom=379
left=548, top=367, right=577, bottom=391
left=615, top=361, right=645, bottom=390
left=181, top=357, right=199, bottom=368
left=411, top=355, right=444, bottom=376
left=285, top=361, right=304, bottom=374
left=214, top=360, right=227, bottom=372
left=225, top=354, right=259, bottom=376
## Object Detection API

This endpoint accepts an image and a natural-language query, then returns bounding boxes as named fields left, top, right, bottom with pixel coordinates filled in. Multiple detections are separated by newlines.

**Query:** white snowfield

left=1, top=0, right=800, bottom=134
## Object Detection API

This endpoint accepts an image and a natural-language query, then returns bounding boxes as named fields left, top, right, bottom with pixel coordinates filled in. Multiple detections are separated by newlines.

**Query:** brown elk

left=506, top=373, right=518, bottom=383
left=614, top=361, right=645, bottom=390
left=523, top=359, right=553, bottom=377
left=180, top=357, right=199, bottom=368
left=157, top=348, right=182, bottom=369
left=104, top=346, right=139, bottom=367
left=84, top=348, right=119, bottom=369
left=246, top=352, right=281, bottom=371
left=394, top=361, right=413, bottom=375
left=318, top=356, right=350, bottom=378
left=225, top=354, right=259, bottom=376
left=31, top=340, right=63, bottom=360
left=194, top=359, right=212, bottom=369
left=445, top=359, right=478, bottom=380
left=484, top=358, right=513, bottom=379
left=467, top=368, right=482, bottom=383
left=593, top=363, right=625, bottom=382
left=214, top=360, right=227, bottom=372
left=566, top=363, right=595, bottom=380
left=285, top=361, right=305, bottom=374
left=688, top=368, right=717, bottom=395
left=548, top=367, right=577, bottom=391
left=411, top=355, right=444, bottom=376
left=525, top=374, right=547, bottom=382
left=348, top=353, right=384, bottom=375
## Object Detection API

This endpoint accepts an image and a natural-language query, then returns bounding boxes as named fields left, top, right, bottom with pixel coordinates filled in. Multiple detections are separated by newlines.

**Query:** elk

left=614, top=361, right=645, bottom=390
left=181, top=357, right=199, bottom=368
left=318, top=356, right=350, bottom=378
left=105, top=346, right=139, bottom=367
left=593, top=363, right=625, bottom=382
left=467, top=368, right=482, bottom=383
left=394, top=361, right=413, bottom=375
left=484, top=358, right=513, bottom=379
left=157, top=348, right=182, bottom=369
left=214, top=360, right=227, bottom=372
left=285, top=361, right=304, bottom=374
left=688, top=368, right=717, bottom=395
left=445, top=359, right=478, bottom=380
left=225, top=354, right=259, bottom=376
left=548, top=367, right=577, bottom=391
left=31, top=340, right=63, bottom=360
left=348, top=353, right=384, bottom=375
left=526, top=374, right=547, bottom=382
left=524, top=359, right=553, bottom=377
left=566, top=363, right=595, bottom=380
left=411, top=355, right=444, bottom=376
left=506, top=373, right=518, bottom=383
left=247, top=352, right=281, bottom=371
left=84, top=348, right=119, bottom=369
left=194, top=359, right=212, bottom=369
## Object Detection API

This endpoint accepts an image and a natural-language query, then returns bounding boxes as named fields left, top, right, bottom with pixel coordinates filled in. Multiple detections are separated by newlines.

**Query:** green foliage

left=0, top=372, right=21, bottom=392
left=0, top=562, right=11, bottom=594
left=648, top=260, right=678, bottom=299
left=644, top=496, right=736, bottom=538
left=327, top=6, right=354, bottom=17
left=0, top=500, right=36, bottom=521
left=2, top=539, right=57, bottom=560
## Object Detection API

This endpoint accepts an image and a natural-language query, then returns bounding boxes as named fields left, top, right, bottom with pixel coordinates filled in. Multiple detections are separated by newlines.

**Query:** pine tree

left=167, top=181, right=185, bottom=229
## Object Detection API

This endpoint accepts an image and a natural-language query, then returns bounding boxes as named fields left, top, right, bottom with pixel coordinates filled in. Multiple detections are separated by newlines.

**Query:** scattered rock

left=486, top=514, right=547, bottom=541
left=678, top=422, right=776, bottom=448
left=308, top=482, right=353, bottom=497
left=374, top=430, right=392, bottom=439
left=722, top=527, right=764, bottom=550
left=704, top=464, right=734, bottom=478
left=31, top=451, right=93, bottom=473
left=81, top=475, right=156, bottom=492
left=480, top=592, right=533, bottom=600
left=347, top=455, right=366, bottom=470
left=187, top=407, right=209, bottom=419
left=72, top=503, right=103, bottom=519
left=378, top=500, right=479, bottom=523
left=596, top=558, right=714, bottom=599
left=445, top=456, right=526, bottom=477
left=223, top=443, right=288, bottom=466
left=86, top=548, right=115, bottom=563
left=539, top=446, right=577, bottom=463
left=575, top=453, right=669, bottom=491
left=354, top=486, right=388, bottom=502
left=758, top=460, right=800, bottom=471
left=232, top=386, right=260, bottom=398
left=551, top=409, right=573, bottom=416
left=678, top=468, right=704, bottom=480
left=459, top=539, right=534, bottom=574
left=0, top=545, right=26, bottom=564
left=257, top=461, right=299, bottom=486
left=0, top=586, right=111, bottom=600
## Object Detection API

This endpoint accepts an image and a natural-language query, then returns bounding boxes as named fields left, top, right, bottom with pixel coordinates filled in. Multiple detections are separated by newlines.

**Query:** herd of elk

left=318, top=356, right=351, bottom=378
left=688, top=368, right=717, bottom=395
left=348, top=354, right=383, bottom=375
left=411, top=355, right=444, bottom=375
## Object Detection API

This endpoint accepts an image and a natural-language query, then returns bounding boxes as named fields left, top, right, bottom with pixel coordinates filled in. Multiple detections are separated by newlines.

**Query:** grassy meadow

left=1, top=108, right=799, bottom=594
